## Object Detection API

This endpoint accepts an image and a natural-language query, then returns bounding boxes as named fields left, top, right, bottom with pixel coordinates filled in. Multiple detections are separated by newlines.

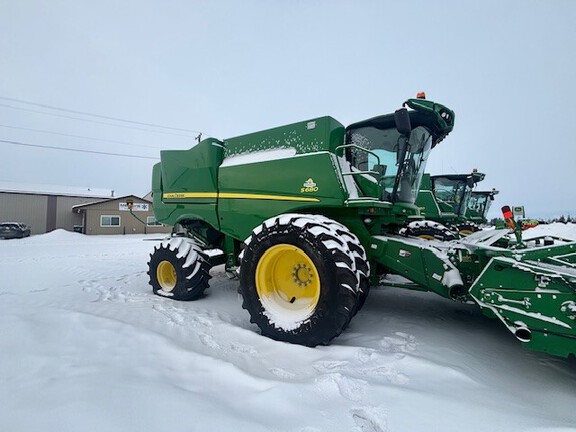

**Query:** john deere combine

left=466, top=188, right=499, bottom=224
left=401, top=170, right=487, bottom=240
left=148, top=96, right=576, bottom=358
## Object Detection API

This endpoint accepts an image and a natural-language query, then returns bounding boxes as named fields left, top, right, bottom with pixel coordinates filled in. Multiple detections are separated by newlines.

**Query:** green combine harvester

left=148, top=96, right=576, bottom=358
left=466, top=188, right=499, bottom=225
left=400, top=170, right=488, bottom=240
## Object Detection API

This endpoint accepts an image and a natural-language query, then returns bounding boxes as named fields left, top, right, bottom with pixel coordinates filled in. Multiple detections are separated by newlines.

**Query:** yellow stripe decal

left=163, top=192, right=319, bottom=202
left=163, top=192, right=216, bottom=199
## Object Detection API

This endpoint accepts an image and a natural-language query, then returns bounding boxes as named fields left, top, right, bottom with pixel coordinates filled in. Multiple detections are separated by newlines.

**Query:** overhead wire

left=0, top=103, right=199, bottom=138
left=0, top=95, right=203, bottom=134
left=0, top=138, right=159, bottom=160
left=0, top=124, right=166, bottom=150
left=0, top=96, right=205, bottom=164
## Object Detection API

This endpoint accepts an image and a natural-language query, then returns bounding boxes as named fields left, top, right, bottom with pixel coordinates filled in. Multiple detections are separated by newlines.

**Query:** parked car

left=0, top=222, right=31, bottom=239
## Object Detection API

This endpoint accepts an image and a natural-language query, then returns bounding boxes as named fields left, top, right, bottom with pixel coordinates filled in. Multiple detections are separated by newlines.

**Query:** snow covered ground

left=1, top=224, right=576, bottom=432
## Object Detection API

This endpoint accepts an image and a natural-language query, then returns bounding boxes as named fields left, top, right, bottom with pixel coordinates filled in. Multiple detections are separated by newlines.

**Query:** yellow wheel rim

left=418, top=234, right=436, bottom=240
left=256, top=244, right=320, bottom=321
left=157, top=260, right=177, bottom=292
left=459, top=229, right=473, bottom=236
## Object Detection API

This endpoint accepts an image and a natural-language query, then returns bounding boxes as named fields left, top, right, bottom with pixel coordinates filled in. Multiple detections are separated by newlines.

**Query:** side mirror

left=394, top=108, right=412, bottom=137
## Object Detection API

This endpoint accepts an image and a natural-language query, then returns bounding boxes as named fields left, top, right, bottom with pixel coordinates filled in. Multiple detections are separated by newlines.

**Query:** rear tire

left=148, top=237, right=211, bottom=301
left=400, top=221, right=458, bottom=241
left=239, top=214, right=359, bottom=346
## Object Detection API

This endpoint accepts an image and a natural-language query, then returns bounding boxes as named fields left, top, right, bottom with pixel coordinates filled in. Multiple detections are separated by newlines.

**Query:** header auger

left=148, top=95, right=576, bottom=359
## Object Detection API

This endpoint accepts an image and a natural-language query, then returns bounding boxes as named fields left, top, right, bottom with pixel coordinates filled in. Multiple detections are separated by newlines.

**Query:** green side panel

left=218, top=152, right=347, bottom=240
left=518, top=242, right=576, bottom=263
left=369, top=235, right=463, bottom=299
left=416, top=190, right=440, bottom=219
left=160, top=138, right=223, bottom=197
left=469, top=256, right=576, bottom=358
left=415, top=174, right=447, bottom=221
left=153, top=202, right=220, bottom=229
left=420, top=173, right=432, bottom=190
left=224, top=116, right=345, bottom=157
left=551, top=252, right=576, bottom=266
left=152, top=138, right=224, bottom=228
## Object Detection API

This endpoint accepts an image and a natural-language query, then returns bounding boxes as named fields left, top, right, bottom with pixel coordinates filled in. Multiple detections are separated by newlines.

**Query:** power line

left=0, top=138, right=159, bottom=160
left=0, top=123, right=165, bottom=150
left=0, top=95, right=203, bottom=134
left=0, top=103, right=197, bottom=138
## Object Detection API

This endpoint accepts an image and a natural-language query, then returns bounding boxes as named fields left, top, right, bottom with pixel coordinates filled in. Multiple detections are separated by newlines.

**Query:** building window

left=146, top=216, right=163, bottom=226
left=101, top=215, right=121, bottom=227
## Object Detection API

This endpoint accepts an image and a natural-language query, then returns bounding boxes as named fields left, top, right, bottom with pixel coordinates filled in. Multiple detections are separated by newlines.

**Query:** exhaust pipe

left=514, top=321, right=532, bottom=342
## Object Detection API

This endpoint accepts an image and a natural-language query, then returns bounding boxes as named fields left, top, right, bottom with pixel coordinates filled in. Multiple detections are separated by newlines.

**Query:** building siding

left=1, top=190, right=170, bottom=236
left=79, top=196, right=171, bottom=236
left=0, top=192, right=48, bottom=235
left=56, top=196, right=100, bottom=231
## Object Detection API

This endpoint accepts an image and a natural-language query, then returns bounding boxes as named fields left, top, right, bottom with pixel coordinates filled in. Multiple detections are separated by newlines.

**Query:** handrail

left=335, top=144, right=382, bottom=167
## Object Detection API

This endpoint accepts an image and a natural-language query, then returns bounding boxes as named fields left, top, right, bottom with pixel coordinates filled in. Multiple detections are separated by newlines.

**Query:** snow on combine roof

left=0, top=181, right=114, bottom=198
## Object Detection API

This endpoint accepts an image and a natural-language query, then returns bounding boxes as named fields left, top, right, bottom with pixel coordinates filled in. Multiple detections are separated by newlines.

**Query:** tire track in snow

left=19, top=237, right=404, bottom=430
left=351, top=407, right=389, bottom=432
left=306, top=332, right=415, bottom=428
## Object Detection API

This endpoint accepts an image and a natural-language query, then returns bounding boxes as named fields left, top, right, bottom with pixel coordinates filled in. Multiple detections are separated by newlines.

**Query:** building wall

left=82, top=197, right=171, bottom=235
left=1, top=191, right=170, bottom=236
left=0, top=192, right=48, bottom=234
left=0, top=192, right=111, bottom=234
left=56, top=196, right=101, bottom=231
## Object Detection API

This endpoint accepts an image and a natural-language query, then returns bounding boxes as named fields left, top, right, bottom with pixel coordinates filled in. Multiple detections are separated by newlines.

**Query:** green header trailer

left=148, top=96, right=576, bottom=359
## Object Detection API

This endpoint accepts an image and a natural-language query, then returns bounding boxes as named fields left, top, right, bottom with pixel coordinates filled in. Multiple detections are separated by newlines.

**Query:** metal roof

left=0, top=181, right=114, bottom=198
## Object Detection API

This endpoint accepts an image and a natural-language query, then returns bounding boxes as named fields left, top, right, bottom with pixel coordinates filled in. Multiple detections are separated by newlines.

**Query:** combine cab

left=466, top=188, right=499, bottom=224
left=147, top=95, right=576, bottom=358
left=401, top=170, right=487, bottom=240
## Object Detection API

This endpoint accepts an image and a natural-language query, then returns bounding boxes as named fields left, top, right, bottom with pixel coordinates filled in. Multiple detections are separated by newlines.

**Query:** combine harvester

left=147, top=95, right=576, bottom=358
left=401, top=170, right=487, bottom=240
left=466, top=188, right=499, bottom=226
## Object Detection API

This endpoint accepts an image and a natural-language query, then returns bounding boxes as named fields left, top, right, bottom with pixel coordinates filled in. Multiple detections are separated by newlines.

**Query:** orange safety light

left=416, top=92, right=426, bottom=99
left=501, top=206, right=516, bottom=230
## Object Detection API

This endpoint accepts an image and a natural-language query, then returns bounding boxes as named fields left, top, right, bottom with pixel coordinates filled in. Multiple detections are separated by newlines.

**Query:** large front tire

left=239, top=214, right=359, bottom=346
left=148, top=237, right=211, bottom=301
left=310, top=216, right=370, bottom=314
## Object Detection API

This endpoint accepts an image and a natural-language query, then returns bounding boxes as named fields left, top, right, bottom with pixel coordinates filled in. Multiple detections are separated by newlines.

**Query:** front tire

left=239, top=214, right=359, bottom=346
left=311, top=216, right=370, bottom=314
left=400, top=221, right=458, bottom=241
left=455, top=222, right=481, bottom=236
left=148, top=237, right=211, bottom=301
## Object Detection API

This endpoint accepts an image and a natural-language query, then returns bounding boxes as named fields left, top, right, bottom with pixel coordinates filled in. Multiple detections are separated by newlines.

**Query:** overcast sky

left=1, top=0, right=575, bottom=219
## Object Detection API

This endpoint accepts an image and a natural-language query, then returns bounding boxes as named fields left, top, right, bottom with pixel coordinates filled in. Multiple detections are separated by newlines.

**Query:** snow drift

left=1, top=225, right=576, bottom=432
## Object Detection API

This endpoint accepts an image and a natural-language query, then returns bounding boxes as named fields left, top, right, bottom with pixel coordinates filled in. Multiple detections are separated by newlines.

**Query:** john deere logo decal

left=301, top=178, right=319, bottom=193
